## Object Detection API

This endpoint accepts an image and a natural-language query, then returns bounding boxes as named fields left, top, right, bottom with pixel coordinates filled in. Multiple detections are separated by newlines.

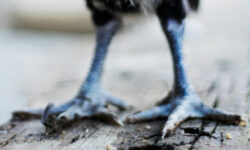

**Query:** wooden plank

left=1, top=0, right=250, bottom=149
left=192, top=56, right=250, bottom=150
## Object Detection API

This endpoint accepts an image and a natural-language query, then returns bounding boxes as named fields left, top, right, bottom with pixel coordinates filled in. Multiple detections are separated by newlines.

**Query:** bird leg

left=126, top=1, right=242, bottom=139
left=13, top=11, right=130, bottom=132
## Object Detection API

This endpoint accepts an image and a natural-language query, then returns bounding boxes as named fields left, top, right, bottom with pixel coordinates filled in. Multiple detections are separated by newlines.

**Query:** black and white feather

left=89, top=0, right=199, bottom=13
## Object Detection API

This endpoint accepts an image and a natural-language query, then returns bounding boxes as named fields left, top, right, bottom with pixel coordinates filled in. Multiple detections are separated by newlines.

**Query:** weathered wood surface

left=0, top=0, right=250, bottom=149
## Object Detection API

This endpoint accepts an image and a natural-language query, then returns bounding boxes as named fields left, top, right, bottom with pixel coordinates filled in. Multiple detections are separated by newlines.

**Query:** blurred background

left=0, top=0, right=249, bottom=125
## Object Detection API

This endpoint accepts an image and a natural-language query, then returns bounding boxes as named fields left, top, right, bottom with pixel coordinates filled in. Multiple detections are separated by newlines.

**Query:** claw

left=12, top=108, right=43, bottom=121
left=39, top=95, right=128, bottom=131
left=95, top=107, right=123, bottom=126
left=161, top=105, right=191, bottom=139
left=127, top=93, right=242, bottom=138
left=57, top=102, right=91, bottom=121
left=41, top=103, right=54, bottom=125
left=12, top=89, right=129, bottom=133
left=201, top=106, right=242, bottom=125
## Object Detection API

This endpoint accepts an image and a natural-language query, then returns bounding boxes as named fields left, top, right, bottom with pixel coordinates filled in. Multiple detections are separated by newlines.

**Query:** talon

left=127, top=93, right=242, bottom=137
left=41, top=103, right=55, bottom=125
left=12, top=109, right=42, bottom=121
left=161, top=128, right=169, bottom=139
left=202, top=107, right=242, bottom=125
left=12, top=88, right=129, bottom=132
left=95, top=107, right=123, bottom=126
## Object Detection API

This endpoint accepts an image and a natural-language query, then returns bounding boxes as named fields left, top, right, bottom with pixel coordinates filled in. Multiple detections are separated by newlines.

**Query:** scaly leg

left=13, top=10, right=130, bottom=131
left=126, top=1, right=242, bottom=139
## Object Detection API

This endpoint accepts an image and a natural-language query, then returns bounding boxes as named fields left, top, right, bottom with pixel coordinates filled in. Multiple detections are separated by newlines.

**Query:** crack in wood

left=1, top=70, right=248, bottom=149
left=188, top=95, right=221, bottom=150
left=70, top=135, right=80, bottom=144
left=114, top=89, right=225, bottom=150
left=188, top=121, right=206, bottom=150
left=0, top=134, right=16, bottom=147
left=127, top=144, right=174, bottom=150
left=181, top=126, right=217, bottom=139
left=209, top=122, right=219, bottom=139
left=220, top=131, right=224, bottom=147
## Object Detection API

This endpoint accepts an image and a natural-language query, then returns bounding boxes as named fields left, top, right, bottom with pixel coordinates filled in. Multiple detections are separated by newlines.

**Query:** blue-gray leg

left=126, top=1, right=242, bottom=139
left=13, top=13, right=130, bottom=131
